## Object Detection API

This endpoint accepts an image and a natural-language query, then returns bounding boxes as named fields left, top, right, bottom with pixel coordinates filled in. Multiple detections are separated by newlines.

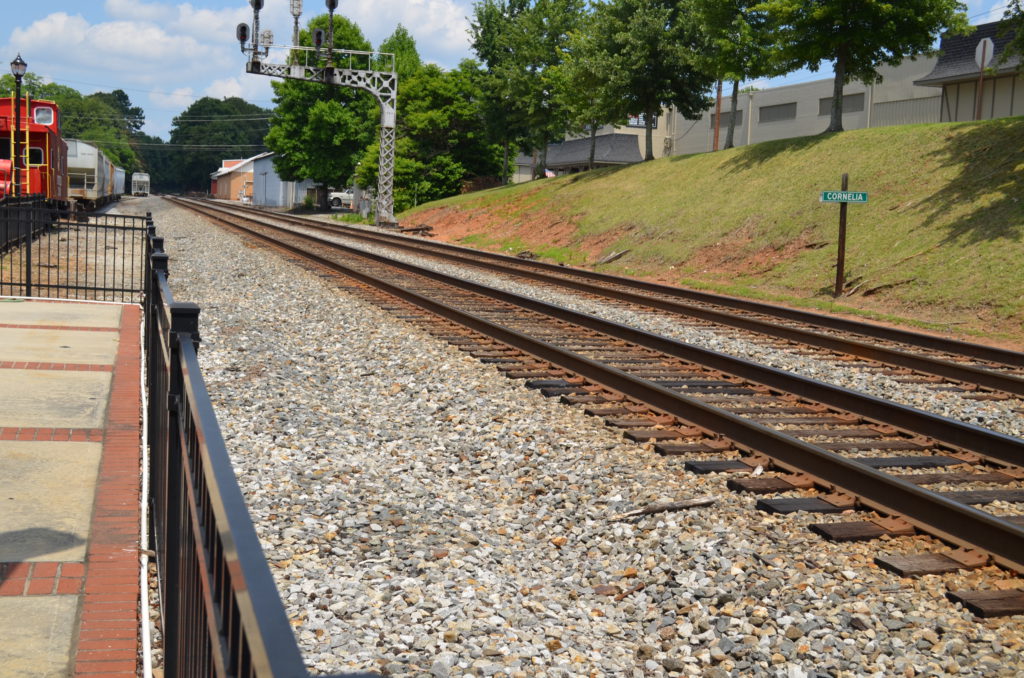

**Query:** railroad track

left=171, top=196, right=1024, bottom=617
left=181, top=198, right=1024, bottom=402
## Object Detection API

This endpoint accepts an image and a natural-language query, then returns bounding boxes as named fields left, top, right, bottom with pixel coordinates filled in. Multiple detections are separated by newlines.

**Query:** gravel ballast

left=131, top=198, right=1024, bottom=677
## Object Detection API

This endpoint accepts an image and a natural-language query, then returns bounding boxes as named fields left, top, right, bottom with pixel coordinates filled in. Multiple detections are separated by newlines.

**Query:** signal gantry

left=238, top=0, right=398, bottom=225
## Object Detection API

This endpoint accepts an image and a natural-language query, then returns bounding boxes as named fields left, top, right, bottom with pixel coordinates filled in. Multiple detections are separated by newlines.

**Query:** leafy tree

left=588, top=0, right=714, bottom=160
left=378, top=24, right=423, bottom=82
left=470, top=0, right=531, bottom=182
left=87, top=90, right=145, bottom=134
left=1, top=76, right=142, bottom=174
left=264, top=13, right=377, bottom=206
left=689, top=0, right=776, bottom=149
left=133, top=134, right=175, bottom=192
left=0, top=73, right=80, bottom=102
left=357, top=60, right=502, bottom=211
left=1001, top=1, right=1024, bottom=62
left=470, top=0, right=583, bottom=177
left=760, top=0, right=970, bottom=133
left=556, top=10, right=629, bottom=169
left=169, top=96, right=270, bottom=192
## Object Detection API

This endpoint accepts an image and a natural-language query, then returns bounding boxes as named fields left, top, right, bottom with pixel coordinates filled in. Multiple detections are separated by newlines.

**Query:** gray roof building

left=915, top=20, right=1022, bottom=122
left=916, top=21, right=1021, bottom=86
left=514, top=133, right=642, bottom=181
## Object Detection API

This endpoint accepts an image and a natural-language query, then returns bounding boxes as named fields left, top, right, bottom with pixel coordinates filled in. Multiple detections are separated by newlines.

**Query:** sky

left=1, top=0, right=1014, bottom=141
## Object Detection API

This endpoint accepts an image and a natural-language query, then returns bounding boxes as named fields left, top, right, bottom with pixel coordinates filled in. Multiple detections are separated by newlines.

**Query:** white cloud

left=204, top=74, right=273, bottom=104
left=965, top=0, right=1010, bottom=23
left=320, top=0, right=473, bottom=66
left=4, top=0, right=476, bottom=137
left=150, top=86, right=196, bottom=109
left=103, top=0, right=176, bottom=23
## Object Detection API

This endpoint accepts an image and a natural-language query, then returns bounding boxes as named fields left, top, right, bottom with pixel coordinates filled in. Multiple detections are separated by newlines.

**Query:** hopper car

left=67, top=139, right=124, bottom=210
left=132, top=172, right=150, bottom=196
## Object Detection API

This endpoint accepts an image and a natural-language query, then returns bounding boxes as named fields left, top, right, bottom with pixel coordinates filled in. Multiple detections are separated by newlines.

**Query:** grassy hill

left=398, top=117, right=1024, bottom=346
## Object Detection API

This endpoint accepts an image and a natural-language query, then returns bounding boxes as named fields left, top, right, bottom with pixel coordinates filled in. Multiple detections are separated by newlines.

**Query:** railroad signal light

left=313, top=29, right=325, bottom=49
left=325, top=0, right=339, bottom=10
left=250, top=0, right=264, bottom=9
left=236, top=23, right=250, bottom=49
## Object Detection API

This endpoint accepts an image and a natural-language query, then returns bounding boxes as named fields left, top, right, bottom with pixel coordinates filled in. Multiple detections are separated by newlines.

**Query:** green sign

left=821, top=191, right=868, bottom=204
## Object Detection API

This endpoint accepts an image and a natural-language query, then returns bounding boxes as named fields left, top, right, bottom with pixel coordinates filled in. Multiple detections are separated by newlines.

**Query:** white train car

left=67, top=139, right=122, bottom=210
left=131, top=172, right=150, bottom=196
left=114, top=167, right=126, bottom=198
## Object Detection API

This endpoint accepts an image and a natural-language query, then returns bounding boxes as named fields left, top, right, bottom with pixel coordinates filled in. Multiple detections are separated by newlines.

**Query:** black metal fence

left=146, top=231, right=377, bottom=677
left=0, top=200, right=149, bottom=302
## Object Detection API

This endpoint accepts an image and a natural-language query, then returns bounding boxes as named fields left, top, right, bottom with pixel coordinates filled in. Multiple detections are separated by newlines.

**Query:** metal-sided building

left=251, top=154, right=315, bottom=208
left=647, top=57, right=943, bottom=157
left=513, top=20, right=1019, bottom=182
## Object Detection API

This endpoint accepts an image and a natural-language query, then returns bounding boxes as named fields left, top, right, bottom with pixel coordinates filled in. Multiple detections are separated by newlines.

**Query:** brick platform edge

left=74, top=304, right=143, bottom=677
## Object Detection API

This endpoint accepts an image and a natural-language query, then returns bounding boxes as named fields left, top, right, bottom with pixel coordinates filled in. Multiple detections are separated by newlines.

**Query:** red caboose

left=0, top=96, right=68, bottom=203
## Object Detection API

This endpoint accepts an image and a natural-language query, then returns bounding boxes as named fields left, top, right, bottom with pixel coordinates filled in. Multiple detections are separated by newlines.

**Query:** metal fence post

left=23, top=207, right=32, bottom=297
left=163, top=301, right=201, bottom=678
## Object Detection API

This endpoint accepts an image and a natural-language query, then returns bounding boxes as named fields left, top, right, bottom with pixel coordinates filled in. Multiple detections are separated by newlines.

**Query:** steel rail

left=254, top=200, right=1024, bottom=368
left=183, top=199, right=1024, bottom=393
left=176, top=198, right=1024, bottom=573
left=173, top=198, right=1024, bottom=465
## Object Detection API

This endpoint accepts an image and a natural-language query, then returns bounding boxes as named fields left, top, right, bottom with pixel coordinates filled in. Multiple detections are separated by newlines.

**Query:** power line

left=61, top=113, right=272, bottom=122
left=968, top=2, right=1011, bottom=22
left=75, top=139, right=269, bottom=149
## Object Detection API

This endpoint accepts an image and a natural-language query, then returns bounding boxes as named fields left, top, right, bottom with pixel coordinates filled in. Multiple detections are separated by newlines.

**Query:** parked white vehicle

left=329, top=189, right=353, bottom=208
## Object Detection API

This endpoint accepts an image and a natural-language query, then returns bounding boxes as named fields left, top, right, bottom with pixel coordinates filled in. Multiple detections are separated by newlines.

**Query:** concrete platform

left=0, top=297, right=142, bottom=677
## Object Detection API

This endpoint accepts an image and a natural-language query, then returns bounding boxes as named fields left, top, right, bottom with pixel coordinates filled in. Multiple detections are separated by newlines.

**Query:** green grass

left=399, top=117, right=1024, bottom=342
left=333, top=213, right=373, bottom=225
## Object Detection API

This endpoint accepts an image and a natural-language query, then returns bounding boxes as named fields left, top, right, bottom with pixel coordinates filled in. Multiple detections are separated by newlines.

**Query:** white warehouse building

left=516, top=20, right=1020, bottom=181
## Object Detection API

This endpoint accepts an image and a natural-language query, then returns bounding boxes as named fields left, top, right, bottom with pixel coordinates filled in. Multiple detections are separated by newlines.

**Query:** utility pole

left=238, top=0, right=398, bottom=226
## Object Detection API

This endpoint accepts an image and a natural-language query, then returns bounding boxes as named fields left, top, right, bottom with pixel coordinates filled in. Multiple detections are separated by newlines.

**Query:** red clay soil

left=410, top=205, right=1024, bottom=352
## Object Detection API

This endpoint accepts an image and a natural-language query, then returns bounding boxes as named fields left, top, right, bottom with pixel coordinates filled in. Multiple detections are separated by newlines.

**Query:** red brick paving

left=0, top=302, right=143, bottom=675
left=0, top=561, right=84, bottom=596
left=74, top=303, right=142, bottom=677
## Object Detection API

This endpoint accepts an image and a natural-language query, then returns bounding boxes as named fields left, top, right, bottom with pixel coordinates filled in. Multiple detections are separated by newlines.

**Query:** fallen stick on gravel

left=615, top=582, right=646, bottom=601
left=610, top=496, right=716, bottom=521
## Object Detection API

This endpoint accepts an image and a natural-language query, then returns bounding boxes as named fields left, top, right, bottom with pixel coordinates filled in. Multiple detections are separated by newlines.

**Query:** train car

left=0, top=96, right=68, bottom=204
left=67, top=139, right=121, bottom=210
left=131, top=172, right=150, bottom=196
left=114, top=167, right=125, bottom=199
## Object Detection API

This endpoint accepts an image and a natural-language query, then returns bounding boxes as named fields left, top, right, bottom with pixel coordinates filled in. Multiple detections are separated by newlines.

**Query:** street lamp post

left=10, top=54, right=27, bottom=197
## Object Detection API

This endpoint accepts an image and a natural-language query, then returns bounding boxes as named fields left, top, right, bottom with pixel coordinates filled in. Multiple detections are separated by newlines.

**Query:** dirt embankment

left=408, top=203, right=1024, bottom=352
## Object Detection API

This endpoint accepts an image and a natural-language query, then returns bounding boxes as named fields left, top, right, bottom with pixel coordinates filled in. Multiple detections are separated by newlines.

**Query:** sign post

left=975, top=37, right=995, bottom=121
left=820, top=174, right=868, bottom=297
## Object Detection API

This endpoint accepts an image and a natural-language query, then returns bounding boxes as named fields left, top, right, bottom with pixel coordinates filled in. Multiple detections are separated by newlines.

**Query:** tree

left=1, top=77, right=143, bottom=174
left=589, top=0, right=715, bottom=160
left=378, top=24, right=422, bottom=82
left=760, top=0, right=970, bottom=133
left=689, top=0, right=777, bottom=149
left=556, top=10, right=629, bottom=169
left=133, top=134, right=175, bottom=192
left=263, top=13, right=377, bottom=206
left=357, top=60, right=502, bottom=212
left=87, top=90, right=145, bottom=134
left=169, top=97, right=270, bottom=192
left=1001, top=1, right=1024, bottom=62
left=470, top=0, right=584, bottom=177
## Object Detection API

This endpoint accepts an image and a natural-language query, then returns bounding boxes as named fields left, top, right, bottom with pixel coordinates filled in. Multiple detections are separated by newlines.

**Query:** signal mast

left=237, top=0, right=398, bottom=226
